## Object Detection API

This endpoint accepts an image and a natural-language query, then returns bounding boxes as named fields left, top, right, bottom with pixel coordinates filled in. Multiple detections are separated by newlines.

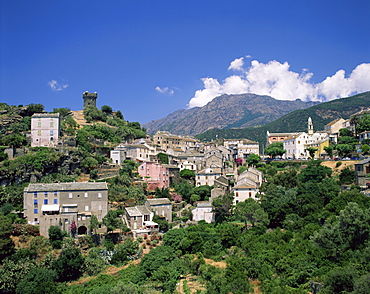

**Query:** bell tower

left=83, top=91, right=98, bottom=108
left=308, top=117, right=314, bottom=135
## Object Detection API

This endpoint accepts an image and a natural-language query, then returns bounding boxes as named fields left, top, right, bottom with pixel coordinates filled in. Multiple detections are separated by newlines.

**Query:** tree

left=212, top=193, right=234, bottom=223
left=111, top=238, right=139, bottom=265
left=361, top=144, right=370, bottom=155
left=265, top=142, right=286, bottom=158
left=115, top=110, right=124, bottom=120
left=102, top=210, right=122, bottom=233
left=339, top=128, right=353, bottom=137
left=81, top=156, right=99, bottom=172
left=52, top=248, right=85, bottom=282
left=0, top=215, right=15, bottom=261
left=339, top=167, right=355, bottom=184
left=48, top=225, right=66, bottom=249
left=89, top=215, right=100, bottom=235
left=234, top=198, right=269, bottom=227
left=298, top=160, right=332, bottom=183
left=157, top=152, right=169, bottom=164
left=247, top=153, right=261, bottom=166
left=324, top=145, right=334, bottom=159
left=305, top=147, right=318, bottom=159
left=357, top=114, right=370, bottom=134
left=336, top=143, right=353, bottom=158
left=16, top=267, right=58, bottom=294
left=180, top=169, right=195, bottom=179
left=101, top=105, right=113, bottom=115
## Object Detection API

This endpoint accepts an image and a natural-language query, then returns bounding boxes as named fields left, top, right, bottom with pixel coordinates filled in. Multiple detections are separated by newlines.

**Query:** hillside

left=143, top=93, right=318, bottom=135
left=196, top=91, right=370, bottom=145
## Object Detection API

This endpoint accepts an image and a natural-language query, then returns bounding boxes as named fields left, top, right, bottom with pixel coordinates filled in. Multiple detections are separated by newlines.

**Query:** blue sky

left=1, top=0, right=369, bottom=124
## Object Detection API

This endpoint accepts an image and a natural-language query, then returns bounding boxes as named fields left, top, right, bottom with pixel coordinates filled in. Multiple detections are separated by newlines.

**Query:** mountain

left=143, top=93, right=319, bottom=135
left=195, top=91, right=370, bottom=145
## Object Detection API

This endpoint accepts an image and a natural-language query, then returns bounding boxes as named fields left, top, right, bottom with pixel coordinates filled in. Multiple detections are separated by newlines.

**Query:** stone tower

left=308, top=117, right=314, bottom=135
left=83, top=91, right=98, bottom=108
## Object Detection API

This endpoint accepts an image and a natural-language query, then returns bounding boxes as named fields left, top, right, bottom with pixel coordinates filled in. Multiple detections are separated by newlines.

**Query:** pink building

left=138, top=162, right=170, bottom=190
left=31, top=113, right=60, bottom=147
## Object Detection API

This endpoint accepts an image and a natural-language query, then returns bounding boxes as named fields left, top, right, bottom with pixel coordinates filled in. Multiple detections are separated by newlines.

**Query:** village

left=16, top=91, right=370, bottom=240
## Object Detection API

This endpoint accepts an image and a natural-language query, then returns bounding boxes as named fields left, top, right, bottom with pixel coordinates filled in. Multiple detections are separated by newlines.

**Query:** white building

left=283, top=118, right=329, bottom=159
left=192, top=201, right=215, bottom=223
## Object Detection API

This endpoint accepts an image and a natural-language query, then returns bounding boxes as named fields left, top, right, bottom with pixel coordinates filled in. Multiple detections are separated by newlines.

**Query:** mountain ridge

left=143, top=93, right=319, bottom=135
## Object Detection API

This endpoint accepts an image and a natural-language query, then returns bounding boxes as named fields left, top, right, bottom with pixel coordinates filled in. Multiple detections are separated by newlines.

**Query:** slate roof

left=24, top=182, right=108, bottom=192
left=146, top=198, right=171, bottom=205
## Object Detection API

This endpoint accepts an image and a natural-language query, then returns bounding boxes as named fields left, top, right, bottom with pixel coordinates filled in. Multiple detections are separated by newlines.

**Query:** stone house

left=224, top=139, right=260, bottom=160
left=211, top=175, right=232, bottom=199
left=196, top=168, right=222, bottom=187
left=354, top=159, right=370, bottom=188
left=153, top=131, right=200, bottom=152
left=31, top=113, right=60, bottom=147
left=124, top=206, right=159, bottom=237
left=111, top=140, right=157, bottom=164
left=233, top=178, right=259, bottom=205
left=23, top=182, right=108, bottom=237
left=145, top=198, right=172, bottom=222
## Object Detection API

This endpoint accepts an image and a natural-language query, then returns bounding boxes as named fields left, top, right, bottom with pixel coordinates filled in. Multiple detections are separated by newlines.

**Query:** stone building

left=153, top=131, right=200, bottom=152
left=145, top=198, right=172, bottom=222
left=23, top=182, right=108, bottom=237
left=83, top=91, right=98, bottom=108
left=31, top=113, right=60, bottom=147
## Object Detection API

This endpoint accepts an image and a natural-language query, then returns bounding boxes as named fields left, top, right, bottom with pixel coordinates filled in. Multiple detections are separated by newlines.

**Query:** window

left=44, top=199, right=48, bottom=205
left=34, top=192, right=37, bottom=197
left=98, top=205, right=102, bottom=210
left=34, top=209, right=38, bottom=214
left=37, top=122, right=41, bottom=127
left=98, top=193, right=102, bottom=198
left=85, top=206, right=89, bottom=211
left=69, top=193, right=72, bottom=198
left=54, top=191, right=57, bottom=196
left=50, top=122, right=54, bottom=127
left=34, top=218, right=38, bottom=222
left=65, top=208, right=69, bottom=212
left=133, top=216, right=137, bottom=221
left=54, top=199, right=58, bottom=204
left=235, top=192, right=239, bottom=197
left=84, top=192, right=88, bottom=198
left=50, top=130, right=54, bottom=136
left=34, top=199, right=38, bottom=205
left=144, top=215, right=149, bottom=221
left=44, top=192, right=48, bottom=197
left=249, top=192, right=252, bottom=197
left=38, top=130, right=41, bottom=136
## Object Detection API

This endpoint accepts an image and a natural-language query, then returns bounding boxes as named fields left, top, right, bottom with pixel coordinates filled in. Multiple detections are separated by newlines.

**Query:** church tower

left=308, top=117, right=314, bottom=135
left=83, top=91, right=98, bottom=108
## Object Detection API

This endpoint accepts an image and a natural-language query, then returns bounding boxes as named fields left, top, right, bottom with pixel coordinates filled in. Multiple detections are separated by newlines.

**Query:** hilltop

left=143, top=93, right=319, bottom=135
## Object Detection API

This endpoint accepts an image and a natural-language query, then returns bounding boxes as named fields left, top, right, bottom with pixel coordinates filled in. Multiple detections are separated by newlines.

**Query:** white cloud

left=48, top=80, right=69, bottom=91
left=187, top=58, right=370, bottom=108
left=228, top=57, right=245, bottom=71
left=155, top=86, right=174, bottom=96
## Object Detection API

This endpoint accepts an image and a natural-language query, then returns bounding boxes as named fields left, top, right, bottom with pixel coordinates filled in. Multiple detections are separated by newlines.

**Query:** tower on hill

left=83, top=91, right=98, bottom=108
